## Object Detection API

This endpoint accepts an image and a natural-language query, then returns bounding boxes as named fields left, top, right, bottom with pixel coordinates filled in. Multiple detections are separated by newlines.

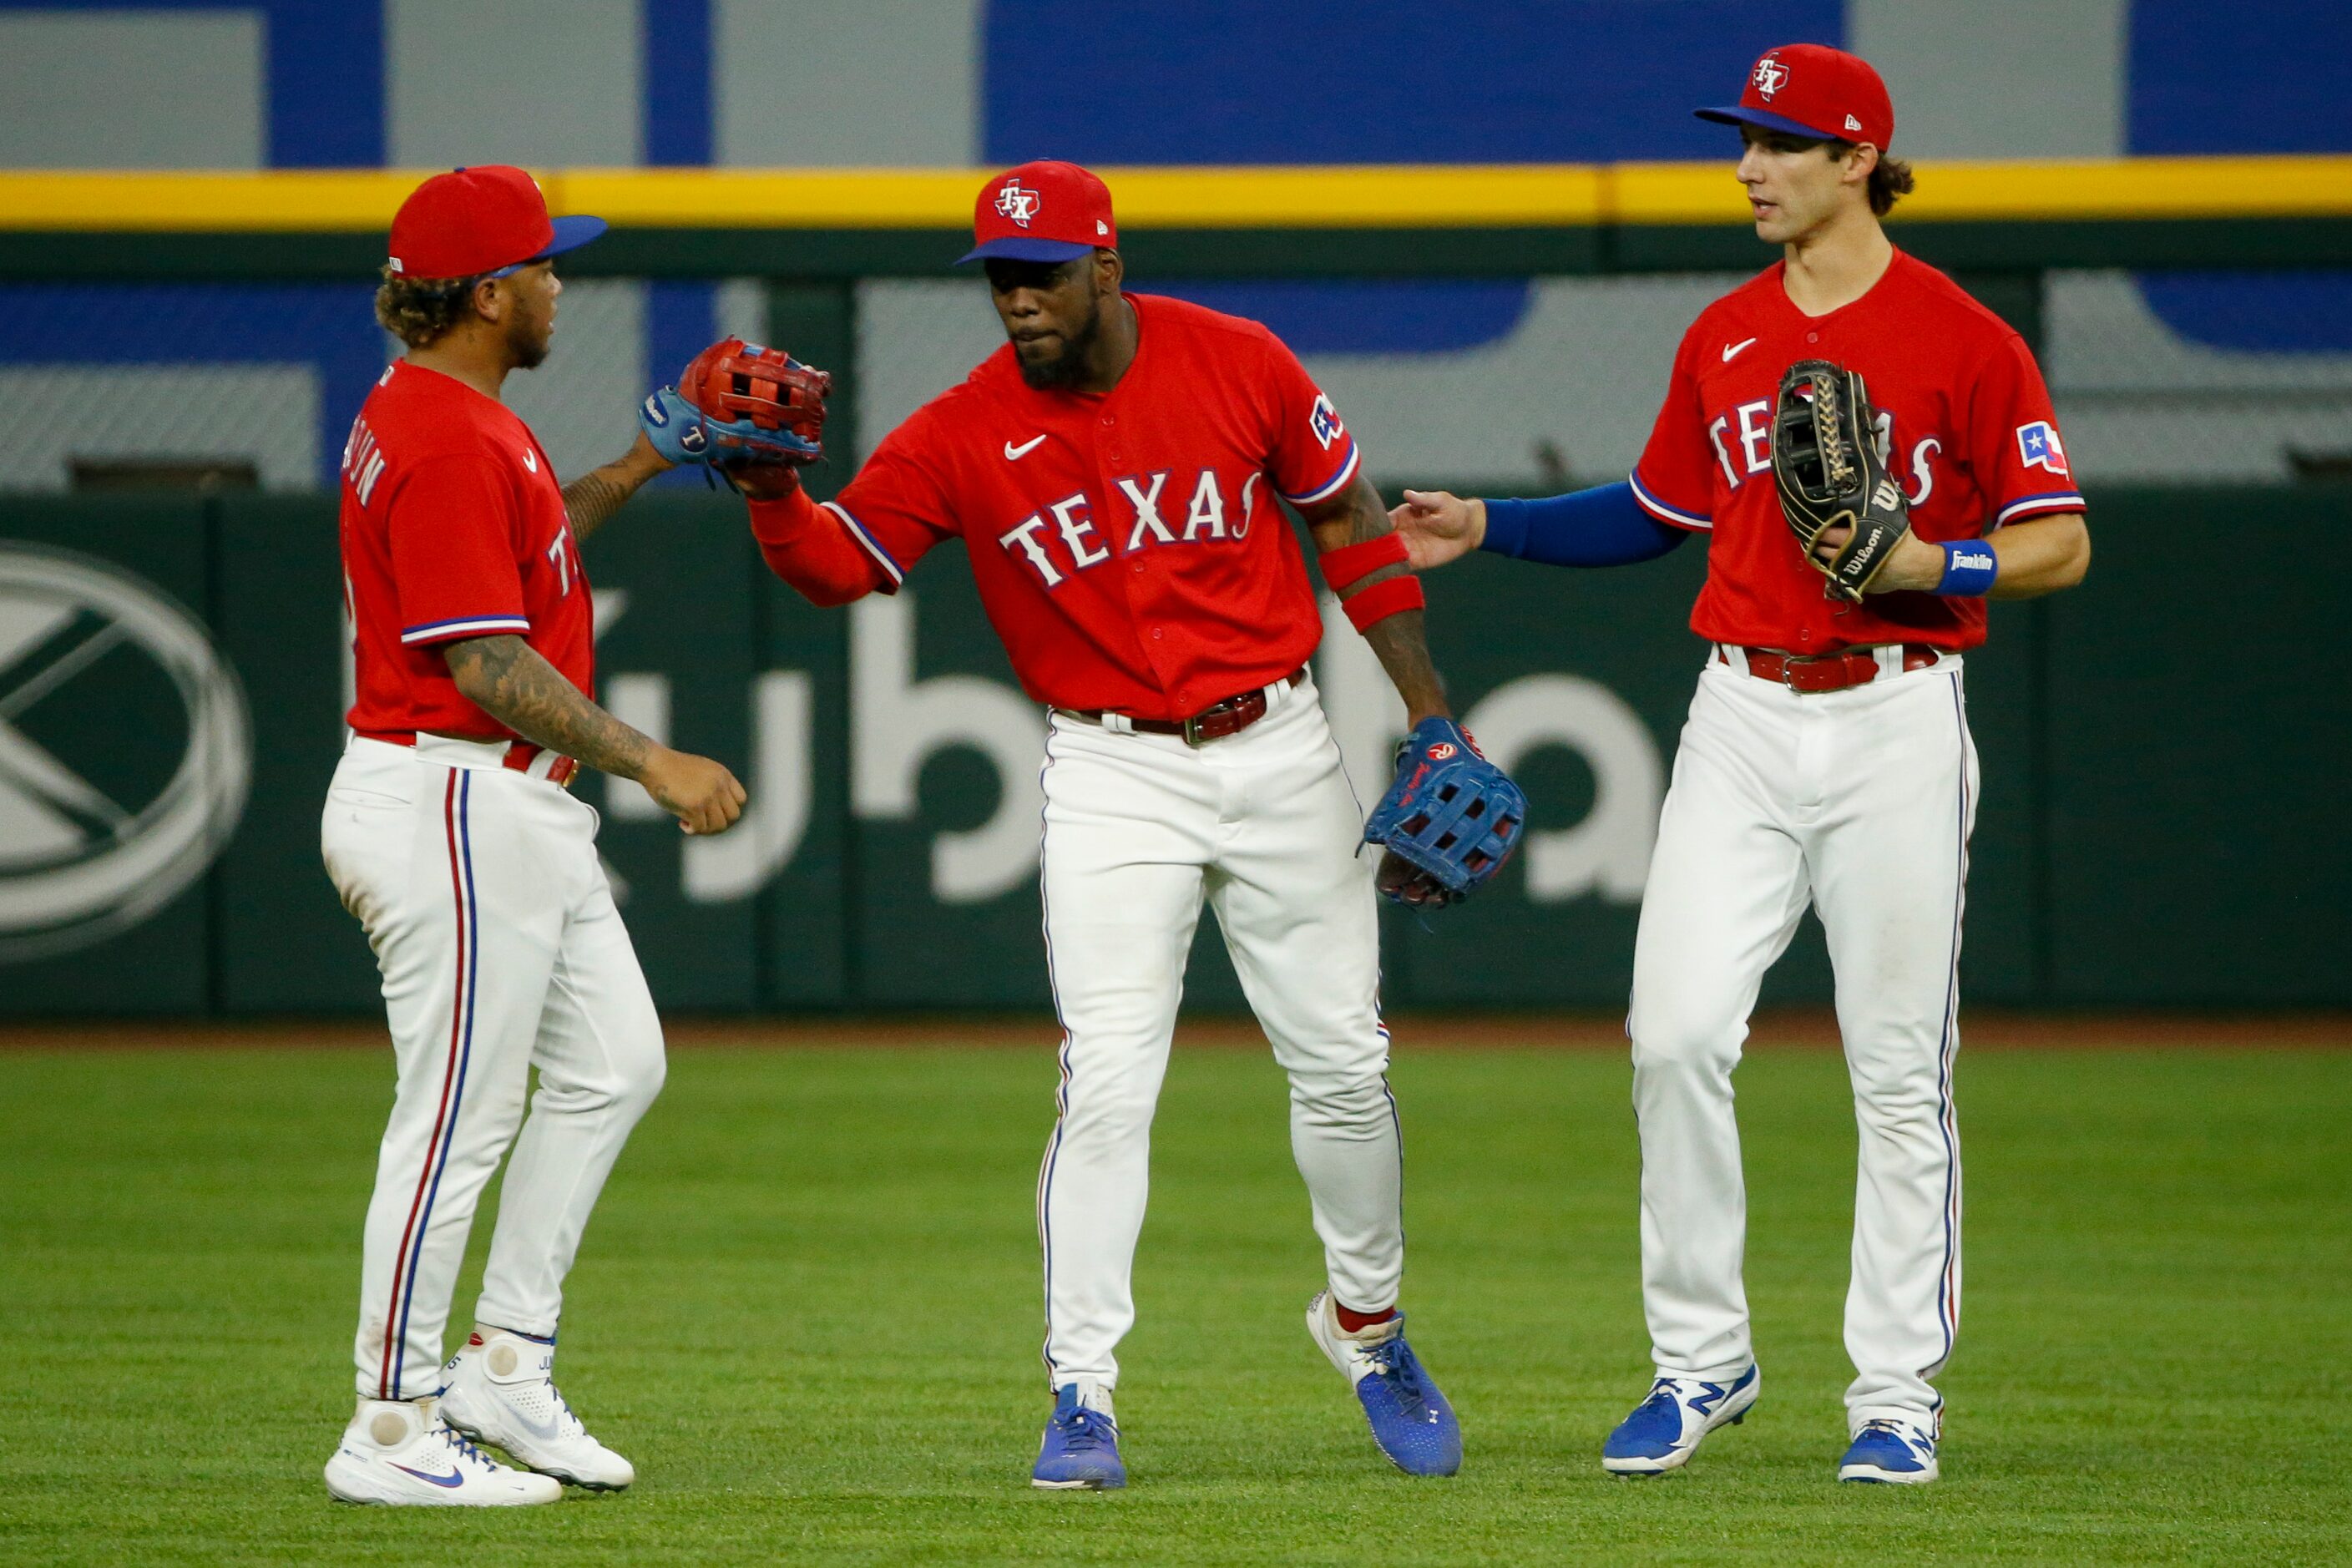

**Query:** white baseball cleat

left=438, top=1328, right=635, bottom=1490
left=323, top=1394, right=563, bottom=1506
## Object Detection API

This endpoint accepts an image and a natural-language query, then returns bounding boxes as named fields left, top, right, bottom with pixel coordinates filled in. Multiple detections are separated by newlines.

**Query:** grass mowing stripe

left=0, top=1044, right=2345, bottom=1565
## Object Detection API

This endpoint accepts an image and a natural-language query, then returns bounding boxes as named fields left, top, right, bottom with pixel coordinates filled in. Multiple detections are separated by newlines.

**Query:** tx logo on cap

left=994, top=181, right=1041, bottom=229
left=1753, top=54, right=1789, bottom=98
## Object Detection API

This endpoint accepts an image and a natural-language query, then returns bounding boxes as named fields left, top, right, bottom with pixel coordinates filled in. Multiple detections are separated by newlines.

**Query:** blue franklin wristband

left=1935, top=539, right=2000, bottom=597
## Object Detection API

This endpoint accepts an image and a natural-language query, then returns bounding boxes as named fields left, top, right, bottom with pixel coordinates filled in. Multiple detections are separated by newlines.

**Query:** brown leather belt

left=1059, top=668, right=1306, bottom=745
left=1724, top=643, right=1944, bottom=694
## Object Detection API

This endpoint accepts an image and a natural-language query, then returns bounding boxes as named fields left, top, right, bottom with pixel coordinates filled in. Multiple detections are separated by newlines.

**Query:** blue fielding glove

left=638, top=385, right=713, bottom=466
left=639, top=382, right=825, bottom=472
left=1362, top=717, right=1528, bottom=907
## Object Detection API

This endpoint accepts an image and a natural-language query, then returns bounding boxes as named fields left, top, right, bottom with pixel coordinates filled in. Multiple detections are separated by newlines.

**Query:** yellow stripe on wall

left=2, top=156, right=2347, bottom=232
left=1613, top=154, right=2352, bottom=224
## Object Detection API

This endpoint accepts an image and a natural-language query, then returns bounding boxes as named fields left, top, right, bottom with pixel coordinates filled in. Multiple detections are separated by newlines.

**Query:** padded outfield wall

left=0, top=486, right=2341, bottom=1017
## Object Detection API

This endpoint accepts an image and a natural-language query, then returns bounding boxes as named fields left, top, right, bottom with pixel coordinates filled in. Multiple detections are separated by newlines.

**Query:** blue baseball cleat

left=1306, top=1290, right=1462, bottom=1477
left=1839, top=1418, right=1940, bottom=1484
left=1031, top=1383, right=1125, bottom=1490
left=1601, top=1365, right=1760, bottom=1475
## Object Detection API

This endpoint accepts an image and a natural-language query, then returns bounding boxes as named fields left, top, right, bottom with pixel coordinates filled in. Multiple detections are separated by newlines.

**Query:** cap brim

left=1695, top=104, right=1841, bottom=142
left=538, top=214, right=609, bottom=259
left=955, top=235, right=1095, bottom=266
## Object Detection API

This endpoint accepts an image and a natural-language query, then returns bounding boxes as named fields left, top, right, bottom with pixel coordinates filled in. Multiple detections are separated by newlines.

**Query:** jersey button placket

left=1096, top=407, right=1176, bottom=709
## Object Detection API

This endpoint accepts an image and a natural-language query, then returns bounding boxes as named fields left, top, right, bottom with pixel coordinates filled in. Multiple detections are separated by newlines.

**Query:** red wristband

left=1341, top=573, right=1425, bottom=633
left=1318, top=534, right=1409, bottom=594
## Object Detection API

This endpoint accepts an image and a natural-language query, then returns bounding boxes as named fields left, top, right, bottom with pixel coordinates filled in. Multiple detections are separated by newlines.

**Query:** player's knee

left=1287, top=1066, right=1391, bottom=1130
left=1627, top=1001, right=1741, bottom=1077
left=613, top=1044, right=666, bottom=1116
left=1851, top=1070, right=1942, bottom=1126
left=1060, top=1079, right=1160, bottom=1146
left=546, top=1028, right=665, bottom=1120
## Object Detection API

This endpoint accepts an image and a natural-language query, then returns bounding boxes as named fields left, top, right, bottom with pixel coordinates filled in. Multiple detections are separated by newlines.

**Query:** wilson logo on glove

left=1771, top=358, right=1912, bottom=604
left=642, top=337, right=834, bottom=494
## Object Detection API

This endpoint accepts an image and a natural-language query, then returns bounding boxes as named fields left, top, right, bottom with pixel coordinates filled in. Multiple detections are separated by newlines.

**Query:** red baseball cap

left=387, top=164, right=607, bottom=281
left=1696, top=44, right=1894, bottom=149
left=958, top=160, right=1118, bottom=266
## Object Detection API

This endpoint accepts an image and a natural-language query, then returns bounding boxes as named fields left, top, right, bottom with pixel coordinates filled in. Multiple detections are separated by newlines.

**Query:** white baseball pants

left=322, top=736, right=665, bottom=1401
left=1034, top=674, right=1402, bottom=1390
left=1627, top=651, right=1975, bottom=1433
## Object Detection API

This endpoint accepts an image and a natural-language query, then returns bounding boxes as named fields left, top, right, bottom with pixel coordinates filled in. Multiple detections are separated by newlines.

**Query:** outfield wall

left=1, top=488, right=2341, bottom=1018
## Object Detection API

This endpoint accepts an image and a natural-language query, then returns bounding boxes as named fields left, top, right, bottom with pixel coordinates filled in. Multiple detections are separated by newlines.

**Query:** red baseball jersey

left=1632, top=250, right=2086, bottom=653
left=338, top=360, right=593, bottom=740
left=780, top=292, right=1360, bottom=719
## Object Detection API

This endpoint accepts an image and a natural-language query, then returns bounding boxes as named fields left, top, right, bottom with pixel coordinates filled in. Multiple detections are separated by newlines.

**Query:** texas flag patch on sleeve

left=1308, top=393, right=1345, bottom=450
left=2016, top=420, right=2070, bottom=475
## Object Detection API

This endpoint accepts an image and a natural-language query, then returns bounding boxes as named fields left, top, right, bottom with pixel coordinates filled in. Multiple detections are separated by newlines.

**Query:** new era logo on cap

left=959, top=159, right=1118, bottom=266
left=1697, top=43, right=1895, bottom=150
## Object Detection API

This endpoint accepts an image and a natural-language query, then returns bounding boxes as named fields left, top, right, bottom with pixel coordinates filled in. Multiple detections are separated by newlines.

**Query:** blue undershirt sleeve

left=1476, top=481, right=1689, bottom=568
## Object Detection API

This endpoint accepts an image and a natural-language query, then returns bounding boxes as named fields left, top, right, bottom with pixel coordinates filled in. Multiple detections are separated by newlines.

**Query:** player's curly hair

left=1866, top=154, right=1915, bottom=216
left=1828, top=144, right=1917, bottom=216
left=373, top=266, right=487, bottom=349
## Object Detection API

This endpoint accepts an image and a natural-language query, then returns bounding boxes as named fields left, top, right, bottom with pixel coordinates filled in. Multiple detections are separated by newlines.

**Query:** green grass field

left=2, top=1037, right=2347, bottom=1565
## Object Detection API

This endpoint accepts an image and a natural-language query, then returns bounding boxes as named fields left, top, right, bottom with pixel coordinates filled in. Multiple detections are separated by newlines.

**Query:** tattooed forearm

left=560, top=468, right=635, bottom=539
left=443, top=635, right=654, bottom=779
left=559, top=431, right=671, bottom=539
left=1301, top=477, right=1451, bottom=722
left=1303, top=473, right=1402, bottom=553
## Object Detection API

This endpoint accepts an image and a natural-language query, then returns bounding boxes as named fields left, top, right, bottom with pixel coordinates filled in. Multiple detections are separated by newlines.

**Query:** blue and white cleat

left=1601, top=1365, right=1760, bottom=1476
left=1839, top=1418, right=1940, bottom=1484
left=1031, top=1383, right=1125, bottom=1490
left=1306, top=1290, right=1462, bottom=1477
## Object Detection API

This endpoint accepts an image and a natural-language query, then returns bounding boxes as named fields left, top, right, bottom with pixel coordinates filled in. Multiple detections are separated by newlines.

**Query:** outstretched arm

left=736, top=478, right=895, bottom=607
left=443, top=633, right=745, bottom=835
left=1297, top=474, right=1449, bottom=724
left=1389, top=482, right=1690, bottom=572
left=560, top=432, right=674, bottom=540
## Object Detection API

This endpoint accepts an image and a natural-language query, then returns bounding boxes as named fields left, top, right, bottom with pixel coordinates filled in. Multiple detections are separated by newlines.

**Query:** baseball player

left=321, top=165, right=745, bottom=1506
left=643, top=161, right=1524, bottom=1488
left=1393, top=47, right=2090, bottom=1484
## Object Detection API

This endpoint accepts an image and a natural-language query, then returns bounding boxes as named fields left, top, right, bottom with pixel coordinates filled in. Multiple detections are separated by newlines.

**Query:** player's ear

left=1844, top=142, right=1880, bottom=186
left=468, top=274, right=506, bottom=326
left=1094, top=247, right=1123, bottom=292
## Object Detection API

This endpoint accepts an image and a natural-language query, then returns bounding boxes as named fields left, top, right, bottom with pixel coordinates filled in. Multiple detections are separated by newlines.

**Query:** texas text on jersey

left=1632, top=249, right=2086, bottom=654
left=745, top=292, right=1360, bottom=719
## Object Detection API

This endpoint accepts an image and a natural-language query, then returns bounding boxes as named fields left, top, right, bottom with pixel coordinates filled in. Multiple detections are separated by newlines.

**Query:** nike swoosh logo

left=1722, top=337, right=1758, bottom=362
left=391, top=1462, right=467, bottom=1488
left=523, top=448, right=539, bottom=472
left=1004, top=434, right=1048, bottom=460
